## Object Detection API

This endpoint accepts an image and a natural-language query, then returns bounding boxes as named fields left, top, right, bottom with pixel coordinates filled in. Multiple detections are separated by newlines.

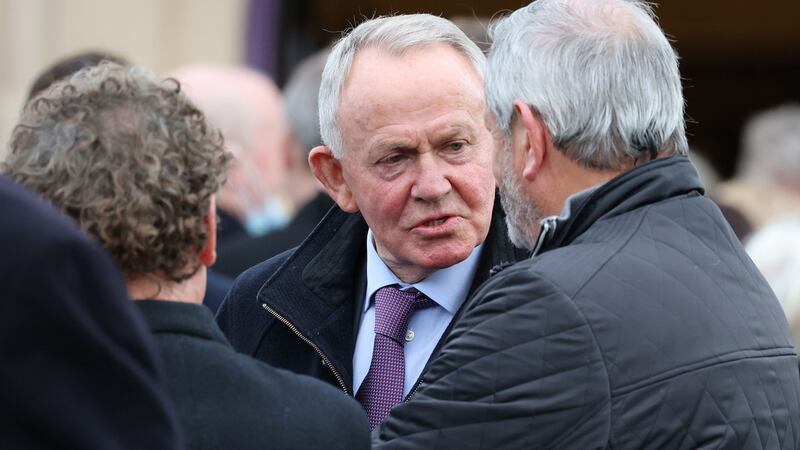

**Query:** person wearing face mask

left=169, top=64, right=295, bottom=243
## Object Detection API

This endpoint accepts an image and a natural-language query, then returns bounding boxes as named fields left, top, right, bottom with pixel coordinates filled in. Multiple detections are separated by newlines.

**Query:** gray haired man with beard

left=374, top=0, right=800, bottom=448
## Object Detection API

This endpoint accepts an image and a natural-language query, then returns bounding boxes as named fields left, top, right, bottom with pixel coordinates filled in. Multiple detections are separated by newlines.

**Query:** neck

left=539, top=149, right=628, bottom=217
left=127, top=267, right=207, bottom=304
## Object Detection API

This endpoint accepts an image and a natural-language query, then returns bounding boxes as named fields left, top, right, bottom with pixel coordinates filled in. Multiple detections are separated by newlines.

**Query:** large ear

left=513, top=100, right=548, bottom=182
left=199, top=196, right=217, bottom=267
left=308, top=146, right=358, bottom=212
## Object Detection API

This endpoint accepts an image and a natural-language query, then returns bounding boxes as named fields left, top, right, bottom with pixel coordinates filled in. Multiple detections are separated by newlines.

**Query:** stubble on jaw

left=497, top=144, right=542, bottom=251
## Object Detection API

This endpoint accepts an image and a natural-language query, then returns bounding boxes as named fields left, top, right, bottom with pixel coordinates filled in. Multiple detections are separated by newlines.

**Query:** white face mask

left=243, top=196, right=291, bottom=237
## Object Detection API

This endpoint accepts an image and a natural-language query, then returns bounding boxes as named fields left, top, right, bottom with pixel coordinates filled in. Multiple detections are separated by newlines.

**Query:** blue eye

left=449, top=142, right=464, bottom=151
left=381, top=154, right=405, bottom=164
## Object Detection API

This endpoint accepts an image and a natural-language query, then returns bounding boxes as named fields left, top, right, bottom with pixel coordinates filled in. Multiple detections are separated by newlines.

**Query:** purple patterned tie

left=356, top=285, right=435, bottom=429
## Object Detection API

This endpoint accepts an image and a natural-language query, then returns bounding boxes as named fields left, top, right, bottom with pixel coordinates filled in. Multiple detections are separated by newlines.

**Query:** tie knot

left=373, top=285, right=435, bottom=343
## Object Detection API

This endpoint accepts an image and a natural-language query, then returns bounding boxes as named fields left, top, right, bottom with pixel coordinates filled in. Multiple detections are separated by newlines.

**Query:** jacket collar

left=256, top=191, right=526, bottom=392
left=135, top=300, right=230, bottom=345
left=534, top=156, right=704, bottom=256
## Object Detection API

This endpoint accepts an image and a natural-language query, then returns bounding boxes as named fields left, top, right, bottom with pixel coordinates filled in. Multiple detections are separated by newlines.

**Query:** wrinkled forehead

left=338, top=44, right=486, bottom=125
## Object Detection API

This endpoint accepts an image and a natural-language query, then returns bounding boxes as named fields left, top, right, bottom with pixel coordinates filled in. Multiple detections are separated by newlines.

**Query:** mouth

left=422, top=217, right=448, bottom=227
left=411, top=215, right=459, bottom=236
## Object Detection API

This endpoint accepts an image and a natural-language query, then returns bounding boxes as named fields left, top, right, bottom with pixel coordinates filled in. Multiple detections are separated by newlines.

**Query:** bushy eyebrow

left=368, top=120, right=480, bottom=157
left=432, top=123, right=477, bottom=144
left=372, top=138, right=417, bottom=154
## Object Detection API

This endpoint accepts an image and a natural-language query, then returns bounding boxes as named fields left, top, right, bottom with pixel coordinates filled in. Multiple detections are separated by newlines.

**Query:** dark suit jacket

left=214, top=192, right=334, bottom=277
left=136, top=300, right=370, bottom=450
left=217, top=194, right=528, bottom=396
left=0, top=176, right=184, bottom=450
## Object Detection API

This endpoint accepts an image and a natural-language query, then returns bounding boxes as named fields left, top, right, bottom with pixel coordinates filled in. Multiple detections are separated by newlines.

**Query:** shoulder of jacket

left=230, top=248, right=295, bottom=294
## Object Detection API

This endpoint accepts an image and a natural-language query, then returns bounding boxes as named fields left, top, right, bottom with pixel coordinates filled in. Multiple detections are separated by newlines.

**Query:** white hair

left=737, top=103, right=800, bottom=184
left=486, top=0, right=688, bottom=170
left=318, top=14, right=486, bottom=158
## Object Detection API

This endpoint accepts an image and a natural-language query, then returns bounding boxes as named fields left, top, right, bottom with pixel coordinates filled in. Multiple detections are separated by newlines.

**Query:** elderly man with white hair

left=217, top=13, right=526, bottom=431
left=374, top=0, right=800, bottom=448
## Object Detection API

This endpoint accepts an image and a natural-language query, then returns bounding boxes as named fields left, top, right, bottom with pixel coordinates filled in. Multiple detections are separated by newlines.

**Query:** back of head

left=28, top=50, right=128, bottom=102
left=3, top=62, right=231, bottom=283
left=737, top=103, right=800, bottom=186
left=318, top=13, right=487, bottom=158
left=487, top=0, right=688, bottom=170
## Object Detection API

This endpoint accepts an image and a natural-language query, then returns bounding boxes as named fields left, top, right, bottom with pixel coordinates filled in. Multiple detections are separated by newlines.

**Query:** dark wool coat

left=137, top=300, right=370, bottom=450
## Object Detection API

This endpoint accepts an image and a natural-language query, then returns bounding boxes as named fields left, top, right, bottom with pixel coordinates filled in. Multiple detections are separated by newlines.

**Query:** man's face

left=336, top=44, right=496, bottom=281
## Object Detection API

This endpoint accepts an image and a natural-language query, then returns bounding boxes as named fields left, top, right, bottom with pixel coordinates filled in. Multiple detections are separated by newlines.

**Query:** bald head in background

left=169, top=65, right=292, bottom=237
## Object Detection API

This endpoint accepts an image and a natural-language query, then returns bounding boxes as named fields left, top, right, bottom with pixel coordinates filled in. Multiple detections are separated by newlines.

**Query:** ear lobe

left=513, top=100, right=547, bottom=181
left=308, top=146, right=358, bottom=213
left=199, top=197, right=217, bottom=267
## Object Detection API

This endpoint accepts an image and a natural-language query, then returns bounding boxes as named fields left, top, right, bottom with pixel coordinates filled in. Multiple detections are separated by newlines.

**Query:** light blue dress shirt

left=352, top=229, right=483, bottom=397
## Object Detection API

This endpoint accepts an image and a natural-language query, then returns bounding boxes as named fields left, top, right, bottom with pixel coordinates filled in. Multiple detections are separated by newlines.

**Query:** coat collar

left=135, top=300, right=230, bottom=345
left=534, top=156, right=704, bottom=256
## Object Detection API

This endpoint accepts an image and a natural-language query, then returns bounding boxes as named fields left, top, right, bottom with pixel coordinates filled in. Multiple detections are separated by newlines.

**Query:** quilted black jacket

left=374, top=156, right=800, bottom=449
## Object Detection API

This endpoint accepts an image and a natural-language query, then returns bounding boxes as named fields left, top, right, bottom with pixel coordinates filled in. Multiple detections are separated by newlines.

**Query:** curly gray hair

left=3, top=62, right=231, bottom=282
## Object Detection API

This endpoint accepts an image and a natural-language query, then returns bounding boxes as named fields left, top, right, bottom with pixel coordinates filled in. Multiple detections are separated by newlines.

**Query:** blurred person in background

left=0, top=175, right=183, bottom=450
left=169, top=64, right=294, bottom=242
left=375, top=0, right=800, bottom=447
left=217, top=14, right=527, bottom=430
left=716, top=103, right=800, bottom=230
left=746, top=218, right=800, bottom=350
left=215, top=48, right=334, bottom=277
left=690, top=150, right=752, bottom=240
left=3, top=62, right=369, bottom=450
left=721, top=104, right=800, bottom=347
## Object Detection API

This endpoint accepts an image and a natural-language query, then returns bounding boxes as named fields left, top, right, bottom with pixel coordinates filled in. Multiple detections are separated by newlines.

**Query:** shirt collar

left=364, top=228, right=483, bottom=314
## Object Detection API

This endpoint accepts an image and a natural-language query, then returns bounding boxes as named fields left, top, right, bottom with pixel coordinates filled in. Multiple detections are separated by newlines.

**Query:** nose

left=410, top=154, right=452, bottom=202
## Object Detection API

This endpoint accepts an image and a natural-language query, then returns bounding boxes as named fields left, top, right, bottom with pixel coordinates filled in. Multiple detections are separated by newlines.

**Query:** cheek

left=354, top=183, right=407, bottom=226
left=463, top=162, right=497, bottom=205
left=455, top=164, right=497, bottom=238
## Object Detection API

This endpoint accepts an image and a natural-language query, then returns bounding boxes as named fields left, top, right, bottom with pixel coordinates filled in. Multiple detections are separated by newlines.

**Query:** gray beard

left=498, top=152, right=543, bottom=251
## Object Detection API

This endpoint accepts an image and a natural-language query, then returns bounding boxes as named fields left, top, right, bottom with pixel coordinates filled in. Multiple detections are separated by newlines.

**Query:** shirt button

left=405, top=329, right=415, bottom=342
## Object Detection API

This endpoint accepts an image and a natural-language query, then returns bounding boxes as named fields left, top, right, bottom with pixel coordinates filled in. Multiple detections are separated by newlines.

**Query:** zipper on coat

left=405, top=377, right=424, bottom=402
left=261, top=302, right=350, bottom=395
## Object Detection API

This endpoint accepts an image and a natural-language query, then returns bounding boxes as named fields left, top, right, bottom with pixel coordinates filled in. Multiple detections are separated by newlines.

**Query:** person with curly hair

left=2, top=62, right=369, bottom=450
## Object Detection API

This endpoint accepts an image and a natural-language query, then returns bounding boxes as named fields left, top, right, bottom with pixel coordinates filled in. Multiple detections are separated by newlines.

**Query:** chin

left=419, top=245, right=475, bottom=270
